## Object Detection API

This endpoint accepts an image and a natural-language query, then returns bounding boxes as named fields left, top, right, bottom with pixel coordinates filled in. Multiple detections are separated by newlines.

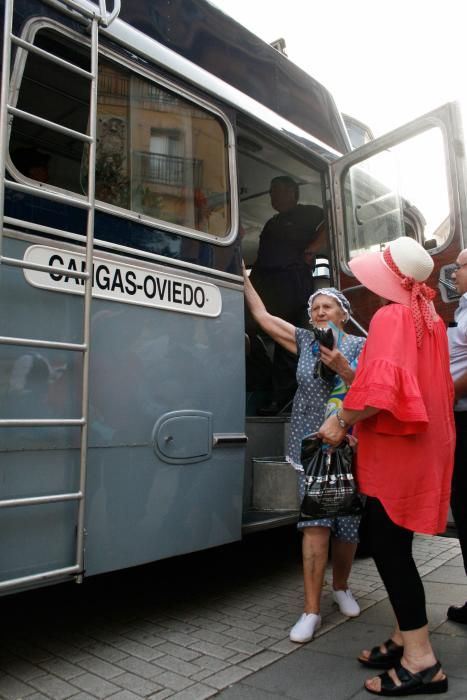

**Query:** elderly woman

left=318, top=237, right=455, bottom=696
left=244, top=268, right=365, bottom=643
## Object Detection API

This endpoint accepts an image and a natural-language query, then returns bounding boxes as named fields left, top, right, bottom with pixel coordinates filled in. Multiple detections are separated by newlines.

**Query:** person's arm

left=319, top=345, right=355, bottom=386
left=454, top=370, right=467, bottom=402
left=317, top=406, right=380, bottom=446
left=309, top=220, right=328, bottom=254
left=243, top=265, right=297, bottom=354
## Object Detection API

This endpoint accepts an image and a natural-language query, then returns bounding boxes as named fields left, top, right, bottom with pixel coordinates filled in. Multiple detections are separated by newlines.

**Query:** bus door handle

left=213, top=433, right=248, bottom=448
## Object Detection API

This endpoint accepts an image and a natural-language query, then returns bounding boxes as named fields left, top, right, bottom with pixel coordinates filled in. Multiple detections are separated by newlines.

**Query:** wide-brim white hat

left=349, top=237, right=434, bottom=305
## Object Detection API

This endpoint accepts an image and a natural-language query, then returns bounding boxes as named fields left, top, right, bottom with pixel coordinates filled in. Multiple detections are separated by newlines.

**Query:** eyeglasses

left=453, top=262, right=467, bottom=272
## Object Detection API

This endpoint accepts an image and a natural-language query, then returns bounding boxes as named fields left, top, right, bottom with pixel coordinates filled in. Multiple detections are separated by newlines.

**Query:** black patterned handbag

left=300, top=435, right=363, bottom=520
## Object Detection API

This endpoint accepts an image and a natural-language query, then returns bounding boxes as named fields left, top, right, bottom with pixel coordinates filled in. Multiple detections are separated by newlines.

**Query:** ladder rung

left=0, top=492, right=83, bottom=508
left=0, top=565, right=81, bottom=591
left=11, top=35, right=94, bottom=79
left=43, top=0, right=121, bottom=27
left=5, top=180, right=92, bottom=209
left=0, top=335, right=86, bottom=352
left=0, top=418, right=85, bottom=427
left=8, top=106, right=93, bottom=143
left=45, top=0, right=103, bottom=20
left=4, top=216, right=86, bottom=243
left=0, top=254, right=89, bottom=280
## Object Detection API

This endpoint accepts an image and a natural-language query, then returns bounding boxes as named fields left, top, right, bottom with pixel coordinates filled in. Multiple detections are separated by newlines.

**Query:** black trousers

left=366, top=497, right=428, bottom=631
left=452, top=411, right=467, bottom=576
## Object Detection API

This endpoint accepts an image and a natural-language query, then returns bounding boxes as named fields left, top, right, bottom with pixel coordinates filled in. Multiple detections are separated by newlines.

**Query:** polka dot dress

left=287, top=327, right=365, bottom=538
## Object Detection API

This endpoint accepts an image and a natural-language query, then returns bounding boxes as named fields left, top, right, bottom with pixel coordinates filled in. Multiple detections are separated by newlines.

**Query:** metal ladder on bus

left=0, top=0, right=121, bottom=592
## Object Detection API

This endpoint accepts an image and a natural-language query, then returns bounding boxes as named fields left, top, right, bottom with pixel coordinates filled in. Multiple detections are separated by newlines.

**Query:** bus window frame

left=329, top=103, right=467, bottom=276
left=7, top=16, right=239, bottom=248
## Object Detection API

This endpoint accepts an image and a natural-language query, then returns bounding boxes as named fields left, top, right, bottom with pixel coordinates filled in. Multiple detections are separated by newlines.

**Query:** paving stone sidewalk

left=0, top=532, right=463, bottom=700
left=216, top=546, right=467, bottom=700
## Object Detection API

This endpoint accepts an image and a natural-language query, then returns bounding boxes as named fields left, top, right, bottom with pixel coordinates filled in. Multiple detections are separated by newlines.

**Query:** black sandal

left=358, top=639, right=404, bottom=669
left=364, top=660, right=448, bottom=696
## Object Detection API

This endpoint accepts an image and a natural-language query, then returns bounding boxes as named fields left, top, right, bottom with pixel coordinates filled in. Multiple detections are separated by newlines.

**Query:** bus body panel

left=0, top=232, right=245, bottom=582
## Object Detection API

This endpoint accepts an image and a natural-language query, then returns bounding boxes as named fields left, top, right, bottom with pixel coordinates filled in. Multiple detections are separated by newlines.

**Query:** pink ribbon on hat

left=383, top=246, right=436, bottom=347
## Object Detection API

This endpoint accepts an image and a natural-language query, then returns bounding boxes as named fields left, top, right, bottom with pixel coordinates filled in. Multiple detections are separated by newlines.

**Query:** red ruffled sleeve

left=344, top=305, right=428, bottom=434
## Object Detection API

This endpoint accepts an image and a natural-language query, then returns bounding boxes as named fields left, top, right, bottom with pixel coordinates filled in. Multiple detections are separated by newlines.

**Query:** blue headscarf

left=307, top=287, right=351, bottom=322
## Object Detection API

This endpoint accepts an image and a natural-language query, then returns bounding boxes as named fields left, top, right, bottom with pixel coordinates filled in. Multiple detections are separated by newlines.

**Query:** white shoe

left=332, top=588, right=360, bottom=617
left=289, top=612, right=322, bottom=643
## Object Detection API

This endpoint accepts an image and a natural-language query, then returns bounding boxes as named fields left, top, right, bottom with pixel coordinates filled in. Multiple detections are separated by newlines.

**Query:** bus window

left=342, top=114, right=375, bottom=149
left=342, top=127, right=450, bottom=259
left=8, top=26, right=231, bottom=239
left=9, top=28, right=90, bottom=193
left=94, top=62, right=230, bottom=236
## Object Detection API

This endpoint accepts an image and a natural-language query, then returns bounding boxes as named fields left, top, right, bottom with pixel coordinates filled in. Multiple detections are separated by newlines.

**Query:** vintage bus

left=0, top=0, right=466, bottom=595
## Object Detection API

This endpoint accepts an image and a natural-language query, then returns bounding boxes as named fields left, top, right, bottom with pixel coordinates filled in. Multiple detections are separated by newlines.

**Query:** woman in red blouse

left=318, top=237, right=455, bottom=697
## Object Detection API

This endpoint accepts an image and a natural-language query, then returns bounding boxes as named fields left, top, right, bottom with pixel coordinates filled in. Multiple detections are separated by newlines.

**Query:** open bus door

left=328, top=102, right=467, bottom=327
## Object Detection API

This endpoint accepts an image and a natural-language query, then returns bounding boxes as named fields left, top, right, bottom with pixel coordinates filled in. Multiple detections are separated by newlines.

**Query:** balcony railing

left=134, top=151, right=203, bottom=188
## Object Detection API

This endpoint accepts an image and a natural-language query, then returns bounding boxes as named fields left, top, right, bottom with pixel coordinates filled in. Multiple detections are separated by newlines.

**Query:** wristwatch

left=335, top=409, right=349, bottom=429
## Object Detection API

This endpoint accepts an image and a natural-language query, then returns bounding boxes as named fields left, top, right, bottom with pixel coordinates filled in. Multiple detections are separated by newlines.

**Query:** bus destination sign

left=23, top=245, right=222, bottom=318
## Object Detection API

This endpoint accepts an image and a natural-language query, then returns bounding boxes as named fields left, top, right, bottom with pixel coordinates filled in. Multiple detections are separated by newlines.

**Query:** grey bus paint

left=1, top=232, right=246, bottom=581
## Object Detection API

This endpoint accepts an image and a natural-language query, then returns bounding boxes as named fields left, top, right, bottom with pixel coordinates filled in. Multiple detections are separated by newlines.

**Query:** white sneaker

left=289, top=612, right=322, bottom=643
left=332, top=588, right=360, bottom=617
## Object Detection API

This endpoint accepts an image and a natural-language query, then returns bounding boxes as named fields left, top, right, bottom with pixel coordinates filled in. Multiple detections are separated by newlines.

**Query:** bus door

left=237, top=122, right=329, bottom=530
left=328, top=102, right=467, bottom=326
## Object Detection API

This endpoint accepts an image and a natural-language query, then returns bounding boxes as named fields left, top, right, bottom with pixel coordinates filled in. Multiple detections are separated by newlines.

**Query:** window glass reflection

left=344, top=127, right=450, bottom=258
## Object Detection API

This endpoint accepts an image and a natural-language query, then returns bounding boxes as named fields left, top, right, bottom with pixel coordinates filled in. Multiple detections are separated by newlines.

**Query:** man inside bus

left=446, top=248, right=467, bottom=624
left=249, top=176, right=325, bottom=415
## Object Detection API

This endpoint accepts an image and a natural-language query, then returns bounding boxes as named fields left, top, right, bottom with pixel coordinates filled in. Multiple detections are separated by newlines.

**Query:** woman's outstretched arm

left=243, top=265, right=297, bottom=355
